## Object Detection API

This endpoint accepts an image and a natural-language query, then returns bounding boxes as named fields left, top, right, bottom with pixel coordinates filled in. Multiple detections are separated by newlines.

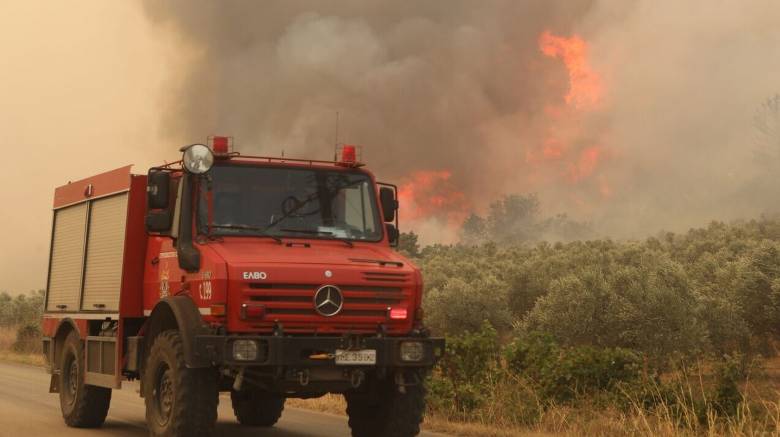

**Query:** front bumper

left=193, top=334, right=445, bottom=368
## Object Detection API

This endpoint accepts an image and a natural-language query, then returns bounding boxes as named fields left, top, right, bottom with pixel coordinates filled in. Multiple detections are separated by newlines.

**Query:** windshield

left=197, top=164, right=382, bottom=242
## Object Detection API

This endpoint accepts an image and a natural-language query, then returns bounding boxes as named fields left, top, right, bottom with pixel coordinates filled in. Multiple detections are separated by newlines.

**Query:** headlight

left=399, top=341, right=425, bottom=362
left=182, top=144, right=214, bottom=174
left=232, top=339, right=258, bottom=361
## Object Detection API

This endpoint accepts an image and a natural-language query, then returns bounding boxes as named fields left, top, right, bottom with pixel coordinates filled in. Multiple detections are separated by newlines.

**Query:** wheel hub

left=66, top=359, right=78, bottom=401
left=155, top=367, right=174, bottom=424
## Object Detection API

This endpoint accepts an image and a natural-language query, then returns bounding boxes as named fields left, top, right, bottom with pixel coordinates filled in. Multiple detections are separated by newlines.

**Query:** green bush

left=712, top=354, right=747, bottom=417
left=521, top=248, right=706, bottom=365
left=505, top=333, right=641, bottom=403
left=430, top=321, right=501, bottom=413
left=397, top=231, right=421, bottom=258
left=419, top=214, right=780, bottom=428
left=419, top=218, right=780, bottom=365
left=423, top=275, right=512, bottom=336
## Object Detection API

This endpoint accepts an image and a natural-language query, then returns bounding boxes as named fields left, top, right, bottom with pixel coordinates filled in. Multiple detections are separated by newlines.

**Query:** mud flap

left=49, top=372, right=60, bottom=393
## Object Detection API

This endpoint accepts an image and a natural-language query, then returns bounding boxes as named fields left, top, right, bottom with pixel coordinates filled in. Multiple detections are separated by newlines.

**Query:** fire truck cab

left=41, top=138, right=443, bottom=437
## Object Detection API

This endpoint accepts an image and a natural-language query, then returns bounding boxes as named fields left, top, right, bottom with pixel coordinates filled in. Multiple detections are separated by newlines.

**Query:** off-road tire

left=59, top=330, right=112, bottom=427
left=230, top=389, right=285, bottom=426
left=143, top=330, right=218, bottom=437
left=345, top=374, right=426, bottom=437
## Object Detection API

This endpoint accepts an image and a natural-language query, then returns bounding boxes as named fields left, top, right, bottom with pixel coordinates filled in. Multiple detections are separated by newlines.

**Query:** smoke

left=142, top=1, right=594, bottom=240
left=2, top=1, right=778, bottom=293
left=141, top=0, right=780, bottom=244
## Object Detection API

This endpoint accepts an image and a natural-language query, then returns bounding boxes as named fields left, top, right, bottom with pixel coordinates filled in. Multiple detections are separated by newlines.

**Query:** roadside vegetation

left=397, top=196, right=780, bottom=436
left=4, top=200, right=780, bottom=435
left=0, top=290, right=45, bottom=365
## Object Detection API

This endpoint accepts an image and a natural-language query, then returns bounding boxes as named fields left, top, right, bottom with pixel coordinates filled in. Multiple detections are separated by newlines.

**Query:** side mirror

left=379, top=186, right=398, bottom=223
left=146, top=170, right=174, bottom=233
left=386, top=223, right=399, bottom=247
left=148, top=170, right=171, bottom=209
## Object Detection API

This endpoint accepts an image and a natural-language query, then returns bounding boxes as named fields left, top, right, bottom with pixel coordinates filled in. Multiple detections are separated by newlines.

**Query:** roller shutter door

left=46, top=203, right=87, bottom=311
left=81, top=193, right=128, bottom=311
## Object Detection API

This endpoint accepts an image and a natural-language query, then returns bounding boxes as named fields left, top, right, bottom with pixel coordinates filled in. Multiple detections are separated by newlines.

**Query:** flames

left=539, top=31, right=603, bottom=110
left=397, top=31, right=610, bottom=233
left=537, top=31, right=611, bottom=202
left=397, top=170, right=469, bottom=226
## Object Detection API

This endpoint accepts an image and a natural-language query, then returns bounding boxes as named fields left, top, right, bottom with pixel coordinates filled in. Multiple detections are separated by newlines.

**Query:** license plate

left=335, top=349, right=377, bottom=365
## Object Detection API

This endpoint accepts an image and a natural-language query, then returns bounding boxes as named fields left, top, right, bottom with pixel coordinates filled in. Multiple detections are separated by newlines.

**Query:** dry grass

left=423, top=415, right=546, bottom=436
left=593, top=396, right=780, bottom=436
left=287, top=381, right=780, bottom=437
left=0, top=326, right=15, bottom=351
left=515, top=380, right=780, bottom=437
left=286, top=393, right=347, bottom=416
left=0, top=326, right=45, bottom=366
left=286, top=393, right=536, bottom=436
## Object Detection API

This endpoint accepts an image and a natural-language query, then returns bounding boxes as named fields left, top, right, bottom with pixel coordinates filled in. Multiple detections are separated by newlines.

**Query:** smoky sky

left=142, top=1, right=780, bottom=242
left=2, top=1, right=780, bottom=293
left=142, top=1, right=593, bottom=207
left=0, top=1, right=169, bottom=294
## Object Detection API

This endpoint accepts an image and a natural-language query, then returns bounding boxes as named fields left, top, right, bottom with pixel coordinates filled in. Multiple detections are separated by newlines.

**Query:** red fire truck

left=41, top=138, right=444, bottom=437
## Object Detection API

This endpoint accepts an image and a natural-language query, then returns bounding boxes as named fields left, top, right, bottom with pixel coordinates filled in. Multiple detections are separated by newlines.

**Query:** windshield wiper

left=210, top=224, right=283, bottom=244
left=279, top=228, right=354, bottom=248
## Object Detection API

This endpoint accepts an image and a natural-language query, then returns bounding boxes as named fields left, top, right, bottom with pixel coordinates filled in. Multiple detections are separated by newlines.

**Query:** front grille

left=249, top=283, right=403, bottom=293
left=241, top=275, right=410, bottom=324
left=265, top=308, right=311, bottom=315
left=264, top=308, right=388, bottom=317
left=249, top=283, right=306, bottom=290
left=250, top=295, right=310, bottom=302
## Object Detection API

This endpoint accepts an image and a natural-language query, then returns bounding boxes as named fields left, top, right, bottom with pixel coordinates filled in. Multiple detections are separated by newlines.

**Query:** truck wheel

left=59, top=330, right=112, bottom=427
left=143, top=330, right=218, bottom=437
left=230, top=389, right=285, bottom=426
left=59, top=331, right=111, bottom=428
left=345, top=374, right=426, bottom=437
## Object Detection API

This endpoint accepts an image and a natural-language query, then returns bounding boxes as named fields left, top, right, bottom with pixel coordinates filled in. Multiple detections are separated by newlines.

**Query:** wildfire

left=567, top=146, right=602, bottom=182
left=397, top=170, right=470, bottom=226
left=395, top=31, right=611, bottom=232
left=535, top=30, right=611, bottom=202
left=539, top=31, right=603, bottom=110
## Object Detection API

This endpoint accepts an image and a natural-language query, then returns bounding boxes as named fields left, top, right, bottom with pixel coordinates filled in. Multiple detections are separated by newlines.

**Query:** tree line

left=402, top=212, right=780, bottom=361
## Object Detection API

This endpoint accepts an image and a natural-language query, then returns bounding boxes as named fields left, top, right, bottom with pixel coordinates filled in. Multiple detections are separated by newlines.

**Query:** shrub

left=424, top=275, right=512, bottom=336
left=505, top=333, right=641, bottom=403
left=0, top=290, right=44, bottom=327
left=12, top=323, right=41, bottom=354
left=397, top=231, right=421, bottom=258
left=521, top=249, right=706, bottom=367
left=431, top=321, right=501, bottom=413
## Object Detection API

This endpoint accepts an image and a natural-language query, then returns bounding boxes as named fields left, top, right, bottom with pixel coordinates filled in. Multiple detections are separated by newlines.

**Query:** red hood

left=204, top=237, right=411, bottom=267
left=199, top=237, right=419, bottom=335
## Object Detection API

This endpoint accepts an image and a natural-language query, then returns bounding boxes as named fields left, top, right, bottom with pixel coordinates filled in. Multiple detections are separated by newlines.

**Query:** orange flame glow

left=397, top=170, right=470, bottom=225
left=533, top=31, right=613, bottom=203
left=567, top=146, right=602, bottom=182
left=396, top=31, right=611, bottom=230
left=539, top=31, right=603, bottom=110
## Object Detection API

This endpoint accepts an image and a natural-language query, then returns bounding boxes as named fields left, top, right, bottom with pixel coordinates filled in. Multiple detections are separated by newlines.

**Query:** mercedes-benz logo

left=313, top=285, right=344, bottom=317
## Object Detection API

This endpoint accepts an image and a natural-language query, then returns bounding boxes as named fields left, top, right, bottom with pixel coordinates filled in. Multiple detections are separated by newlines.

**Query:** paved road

left=0, top=362, right=446, bottom=437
